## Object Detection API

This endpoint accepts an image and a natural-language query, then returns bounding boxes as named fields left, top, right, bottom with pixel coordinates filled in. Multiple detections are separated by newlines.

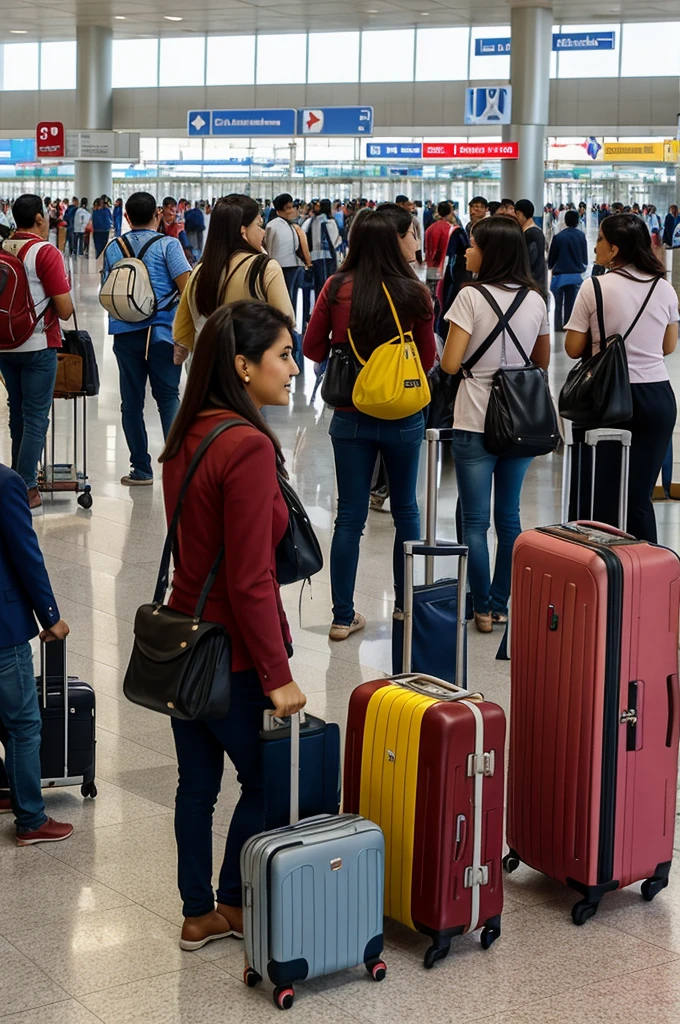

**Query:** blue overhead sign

left=298, top=107, right=374, bottom=136
left=465, top=87, right=512, bottom=126
left=367, top=143, right=422, bottom=159
left=475, top=38, right=511, bottom=56
left=187, top=109, right=297, bottom=137
left=552, top=31, right=616, bottom=50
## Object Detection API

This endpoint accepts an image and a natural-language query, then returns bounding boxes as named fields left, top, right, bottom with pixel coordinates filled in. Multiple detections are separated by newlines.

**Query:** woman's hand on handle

left=269, top=680, right=307, bottom=718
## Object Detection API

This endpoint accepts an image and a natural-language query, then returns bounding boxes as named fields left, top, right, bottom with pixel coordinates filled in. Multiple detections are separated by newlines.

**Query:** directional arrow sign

left=187, top=111, right=211, bottom=136
left=304, top=110, right=323, bottom=133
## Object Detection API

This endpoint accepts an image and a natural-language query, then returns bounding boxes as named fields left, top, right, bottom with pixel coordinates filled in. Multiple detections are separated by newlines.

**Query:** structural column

left=501, top=6, right=552, bottom=214
left=75, top=25, right=113, bottom=201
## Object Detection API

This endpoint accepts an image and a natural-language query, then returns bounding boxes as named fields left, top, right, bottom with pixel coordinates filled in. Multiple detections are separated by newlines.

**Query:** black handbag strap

left=153, top=418, right=251, bottom=617
left=463, top=286, right=531, bottom=374
left=593, top=273, right=661, bottom=346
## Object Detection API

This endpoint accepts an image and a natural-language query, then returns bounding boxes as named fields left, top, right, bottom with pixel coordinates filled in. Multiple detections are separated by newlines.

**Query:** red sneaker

left=16, top=817, right=73, bottom=846
left=0, top=797, right=12, bottom=814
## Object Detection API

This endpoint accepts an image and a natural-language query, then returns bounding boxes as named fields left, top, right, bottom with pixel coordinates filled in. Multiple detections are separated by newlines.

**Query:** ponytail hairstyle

left=193, top=194, right=263, bottom=319
left=160, top=301, right=294, bottom=474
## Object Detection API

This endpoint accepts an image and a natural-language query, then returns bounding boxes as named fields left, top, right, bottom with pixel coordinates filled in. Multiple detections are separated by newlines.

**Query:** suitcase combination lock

left=620, top=708, right=638, bottom=726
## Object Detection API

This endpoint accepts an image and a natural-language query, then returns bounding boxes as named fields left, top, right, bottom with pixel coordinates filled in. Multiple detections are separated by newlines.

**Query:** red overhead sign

left=36, top=121, right=65, bottom=159
left=423, top=142, right=519, bottom=160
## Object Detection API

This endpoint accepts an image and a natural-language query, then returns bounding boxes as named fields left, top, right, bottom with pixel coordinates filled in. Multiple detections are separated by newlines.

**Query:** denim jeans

left=0, top=347, right=57, bottom=489
left=451, top=429, right=533, bottom=616
left=282, top=265, right=304, bottom=309
left=171, top=669, right=272, bottom=917
left=329, top=409, right=425, bottom=625
left=112, top=333, right=181, bottom=478
left=0, top=643, right=47, bottom=833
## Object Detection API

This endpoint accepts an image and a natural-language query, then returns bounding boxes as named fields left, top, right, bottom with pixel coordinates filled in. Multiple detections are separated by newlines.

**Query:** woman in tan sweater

left=173, top=194, right=294, bottom=362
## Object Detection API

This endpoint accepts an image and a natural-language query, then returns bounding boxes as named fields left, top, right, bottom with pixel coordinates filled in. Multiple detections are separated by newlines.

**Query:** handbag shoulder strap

left=153, top=418, right=251, bottom=615
left=347, top=281, right=412, bottom=366
left=464, top=286, right=531, bottom=372
left=594, top=273, right=661, bottom=345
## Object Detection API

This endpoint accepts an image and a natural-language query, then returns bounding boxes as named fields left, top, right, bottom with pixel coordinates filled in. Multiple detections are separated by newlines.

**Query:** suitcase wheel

left=641, top=877, right=669, bottom=902
left=77, top=487, right=93, bottom=510
left=273, top=986, right=295, bottom=1010
left=571, top=900, right=598, bottom=926
left=81, top=781, right=97, bottom=799
left=480, top=925, right=501, bottom=951
left=502, top=853, right=520, bottom=874
left=423, top=943, right=450, bottom=970
left=365, top=957, right=387, bottom=982
left=243, top=967, right=262, bottom=988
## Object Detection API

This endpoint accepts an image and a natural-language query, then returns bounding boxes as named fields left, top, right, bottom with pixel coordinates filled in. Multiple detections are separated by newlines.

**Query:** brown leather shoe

left=179, top=909, right=236, bottom=951
left=16, top=817, right=73, bottom=846
left=474, top=612, right=493, bottom=634
left=27, top=487, right=42, bottom=510
left=217, top=903, right=244, bottom=939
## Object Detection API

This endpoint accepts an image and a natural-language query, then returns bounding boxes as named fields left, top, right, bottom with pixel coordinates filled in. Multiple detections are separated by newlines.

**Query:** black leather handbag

left=559, top=274, right=659, bottom=428
left=320, top=343, right=360, bottom=407
left=123, top=419, right=249, bottom=721
left=276, top=475, right=324, bottom=586
left=466, top=286, right=559, bottom=458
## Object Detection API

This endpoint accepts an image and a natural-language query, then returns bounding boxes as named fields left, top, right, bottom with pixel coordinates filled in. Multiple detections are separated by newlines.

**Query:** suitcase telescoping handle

left=425, top=428, right=455, bottom=584
left=263, top=709, right=302, bottom=826
left=40, top=638, right=69, bottom=780
left=403, top=540, right=468, bottom=688
left=585, top=429, right=631, bottom=533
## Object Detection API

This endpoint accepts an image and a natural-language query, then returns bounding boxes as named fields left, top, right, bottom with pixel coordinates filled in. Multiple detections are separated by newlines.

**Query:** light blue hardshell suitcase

left=241, top=713, right=386, bottom=1010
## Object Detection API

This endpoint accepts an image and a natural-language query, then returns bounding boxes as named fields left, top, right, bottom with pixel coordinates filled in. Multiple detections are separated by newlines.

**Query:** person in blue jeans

left=0, top=463, right=73, bottom=845
left=0, top=194, right=74, bottom=510
left=304, top=204, right=436, bottom=640
left=441, top=216, right=550, bottom=633
left=101, top=191, right=191, bottom=486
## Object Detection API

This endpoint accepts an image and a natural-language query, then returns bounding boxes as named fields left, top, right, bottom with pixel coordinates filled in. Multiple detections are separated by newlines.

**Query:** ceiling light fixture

left=164, top=15, right=183, bottom=20
left=421, top=11, right=430, bottom=14
left=115, top=15, right=127, bottom=19
left=10, top=29, right=28, bottom=34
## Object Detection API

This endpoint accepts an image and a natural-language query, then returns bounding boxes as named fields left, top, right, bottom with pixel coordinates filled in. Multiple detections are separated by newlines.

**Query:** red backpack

left=0, top=238, right=49, bottom=349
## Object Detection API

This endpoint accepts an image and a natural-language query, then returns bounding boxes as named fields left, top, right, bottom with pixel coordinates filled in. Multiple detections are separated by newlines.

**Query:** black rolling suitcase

left=37, top=640, right=98, bottom=799
left=60, top=312, right=100, bottom=397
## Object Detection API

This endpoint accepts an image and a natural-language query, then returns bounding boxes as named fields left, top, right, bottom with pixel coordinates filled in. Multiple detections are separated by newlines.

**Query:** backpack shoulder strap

left=463, top=286, right=530, bottom=371
left=136, top=233, right=165, bottom=261
left=247, top=253, right=271, bottom=299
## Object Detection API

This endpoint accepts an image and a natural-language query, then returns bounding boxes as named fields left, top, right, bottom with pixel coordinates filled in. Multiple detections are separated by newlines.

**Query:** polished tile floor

left=1, top=259, right=680, bottom=1024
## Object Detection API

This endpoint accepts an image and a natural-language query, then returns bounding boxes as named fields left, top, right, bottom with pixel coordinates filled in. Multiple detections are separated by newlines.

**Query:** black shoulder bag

left=276, top=475, right=324, bottom=586
left=466, top=286, right=559, bottom=458
left=123, top=419, right=249, bottom=720
left=558, top=274, right=659, bottom=428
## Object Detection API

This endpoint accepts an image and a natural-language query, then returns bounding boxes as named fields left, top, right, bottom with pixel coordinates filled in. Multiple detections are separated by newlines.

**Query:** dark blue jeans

left=171, top=669, right=272, bottom=917
left=329, top=409, right=424, bottom=625
left=112, top=334, right=181, bottom=478
left=0, top=347, right=57, bottom=489
left=0, top=643, right=47, bottom=833
left=451, top=429, right=533, bottom=616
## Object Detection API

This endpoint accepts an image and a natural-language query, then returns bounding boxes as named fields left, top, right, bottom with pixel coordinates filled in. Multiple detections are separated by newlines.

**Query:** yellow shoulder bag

left=348, top=282, right=431, bottom=420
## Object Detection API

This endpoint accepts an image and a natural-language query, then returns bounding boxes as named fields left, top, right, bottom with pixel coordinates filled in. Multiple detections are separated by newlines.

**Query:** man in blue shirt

left=113, top=197, right=124, bottom=237
left=101, top=191, right=191, bottom=486
left=548, top=208, right=588, bottom=331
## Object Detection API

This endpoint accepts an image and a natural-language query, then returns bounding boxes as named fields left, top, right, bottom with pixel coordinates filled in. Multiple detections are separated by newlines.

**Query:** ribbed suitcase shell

left=344, top=677, right=505, bottom=962
left=241, top=813, right=384, bottom=986
left=508, top=525, right=680, bottom=919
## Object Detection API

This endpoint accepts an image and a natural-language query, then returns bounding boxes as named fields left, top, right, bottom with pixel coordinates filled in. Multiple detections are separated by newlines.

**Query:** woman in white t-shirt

left=441, top=216, right=550, bottom=633
left=565, top=213, right=678, bottom=542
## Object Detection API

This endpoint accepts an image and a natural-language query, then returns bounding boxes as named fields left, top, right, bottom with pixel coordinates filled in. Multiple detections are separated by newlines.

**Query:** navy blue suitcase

left=260, top=712, right=340, bottom=830
left=37, top=640, right=97, bottom=799
left=392, top=428, right=470, bottom=685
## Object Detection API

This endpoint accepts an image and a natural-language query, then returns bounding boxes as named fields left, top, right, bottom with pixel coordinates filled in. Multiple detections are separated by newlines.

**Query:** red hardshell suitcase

left=345, top=664, right=506, bottom=967
left=505, top=521, right=680, bottom=924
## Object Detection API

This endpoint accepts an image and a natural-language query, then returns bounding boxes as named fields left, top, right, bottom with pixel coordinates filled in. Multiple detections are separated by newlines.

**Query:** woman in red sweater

left=160, top=301, right=306, bottom=952
left=304, top=204, right=436, bottom=641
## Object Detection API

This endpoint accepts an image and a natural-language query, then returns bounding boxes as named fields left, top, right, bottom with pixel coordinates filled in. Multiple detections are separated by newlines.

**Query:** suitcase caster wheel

left=480, top=926, right=501, bottom=950
left=572, top=900, right=598, bottom=926
left=81, top=781, right=97, bottom=799
left=503, top=854, right=520, bottom=874
left=243, top=967, right=261, bottom=988
left=77, top=491, right=93, bottom=510
left=424, top=944, right=449, bottom=970
left=366, top=958, right=387, bottom=981
left=273, top=986, right=295, bottom=1010
left=642, top=877, right=668, bottom=902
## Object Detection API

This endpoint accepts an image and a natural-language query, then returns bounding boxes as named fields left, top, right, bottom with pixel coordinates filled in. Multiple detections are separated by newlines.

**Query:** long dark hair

left=193, top=195, right=263, bottom=318
left=331, top=204, right=431, bottom=357
left=160, top=302, right=294, bottom=473
left=469, top=215, right=542, bottom=293
left=601, top=213, right=665, bottom=278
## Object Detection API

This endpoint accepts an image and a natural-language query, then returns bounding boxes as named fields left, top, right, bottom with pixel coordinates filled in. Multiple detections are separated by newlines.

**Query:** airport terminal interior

left=3, top=2, right=680, bottom=1023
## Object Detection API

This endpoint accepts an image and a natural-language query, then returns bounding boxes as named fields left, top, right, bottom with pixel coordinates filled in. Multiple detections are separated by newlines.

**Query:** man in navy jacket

left=548, top=208, right=589, bottom=331
left=0, top=463, right=73, bottom=845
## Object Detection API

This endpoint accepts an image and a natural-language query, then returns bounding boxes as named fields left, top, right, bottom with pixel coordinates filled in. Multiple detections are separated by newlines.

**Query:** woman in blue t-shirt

left=91, top=198, right=113, bottom=258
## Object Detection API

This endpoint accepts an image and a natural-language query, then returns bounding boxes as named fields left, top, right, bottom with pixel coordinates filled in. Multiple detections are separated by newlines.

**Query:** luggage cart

left=39, top=391, right=93, bottom=509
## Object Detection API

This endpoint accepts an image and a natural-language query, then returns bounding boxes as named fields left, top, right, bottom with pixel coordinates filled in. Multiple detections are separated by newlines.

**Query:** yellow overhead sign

left=603, top=142, right=664, bottom=162
left=664, top=139, right=680, bottom=162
